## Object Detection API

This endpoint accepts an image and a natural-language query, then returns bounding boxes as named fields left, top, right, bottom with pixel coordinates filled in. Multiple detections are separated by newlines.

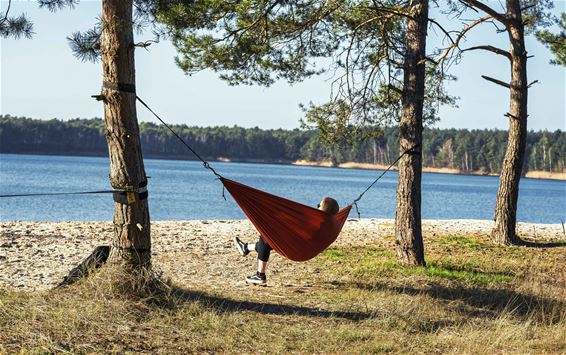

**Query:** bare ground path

left=1, top=219, right=564, bottom=292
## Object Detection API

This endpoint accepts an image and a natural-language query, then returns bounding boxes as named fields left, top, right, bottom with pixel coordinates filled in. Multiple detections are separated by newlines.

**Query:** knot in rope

left=203, top=161, right=223, bottom=180
left=353, top=201, right=361, bottom=219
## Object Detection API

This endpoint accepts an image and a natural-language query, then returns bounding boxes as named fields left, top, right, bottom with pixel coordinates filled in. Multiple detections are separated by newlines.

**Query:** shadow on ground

left=150, top=283, right=377, bottom=321
left=343, top=281, right=565, bottom=324
left=517, top=239, right=566, bottom=248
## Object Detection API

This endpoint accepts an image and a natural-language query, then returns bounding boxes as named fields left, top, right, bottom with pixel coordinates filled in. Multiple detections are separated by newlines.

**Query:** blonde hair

left=319, top=196, right=339, bottom=214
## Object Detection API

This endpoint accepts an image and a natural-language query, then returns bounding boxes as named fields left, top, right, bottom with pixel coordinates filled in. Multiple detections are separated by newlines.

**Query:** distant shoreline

left=293, top=160, right=566, bottom=181
left=1, top=152, right=565, bottom=181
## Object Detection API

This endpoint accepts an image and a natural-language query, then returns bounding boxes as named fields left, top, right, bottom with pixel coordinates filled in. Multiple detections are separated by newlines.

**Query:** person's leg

left=247, top=236, right=272, bottom=284
left=233, top=236, right=250, bottom=256
left=254, top=235, right=272, bottom=264
left=257, top=259, right=267, bottom=273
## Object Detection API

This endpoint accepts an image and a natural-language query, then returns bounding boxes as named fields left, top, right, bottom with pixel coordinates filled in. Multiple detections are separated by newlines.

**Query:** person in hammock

left=233, top=196, right=340, bottom=285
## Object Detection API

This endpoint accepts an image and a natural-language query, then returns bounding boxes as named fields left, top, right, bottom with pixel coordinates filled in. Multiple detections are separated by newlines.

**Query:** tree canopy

left=536, top=12, right=566, bottom=66
left=154, top=1, right=456, bottom=145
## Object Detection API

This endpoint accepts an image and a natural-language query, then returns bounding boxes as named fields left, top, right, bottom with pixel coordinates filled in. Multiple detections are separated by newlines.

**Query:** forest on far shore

left=1, top=115, right=564, bottom=174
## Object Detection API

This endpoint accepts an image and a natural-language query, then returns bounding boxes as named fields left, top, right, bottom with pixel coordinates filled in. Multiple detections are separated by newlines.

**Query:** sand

left=293, top=160, right=566, bottom=180
left=1, top=219, right=564, bottom=291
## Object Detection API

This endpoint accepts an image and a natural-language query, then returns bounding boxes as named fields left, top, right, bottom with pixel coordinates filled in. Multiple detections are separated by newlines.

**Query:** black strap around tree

left=102, top=81, right=136, bottom=94
left=95, top=81, right=150, bottom=205
left=112, top=179, right=148, bottom=205
left=1, top=181, right=148, bottom=204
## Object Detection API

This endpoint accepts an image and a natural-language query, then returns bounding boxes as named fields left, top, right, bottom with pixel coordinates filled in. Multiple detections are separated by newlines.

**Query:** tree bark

left=491, top=0, right=528, bottom=245
left=394, top=0, right=428, bottom=266
left=101, top=0, right=151, bottom=267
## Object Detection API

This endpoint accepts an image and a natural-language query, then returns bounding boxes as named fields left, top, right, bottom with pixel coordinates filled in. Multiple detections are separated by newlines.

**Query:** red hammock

left=135, top=96, right=417, bottom=262
left=221, top=178, right=352, bottom=262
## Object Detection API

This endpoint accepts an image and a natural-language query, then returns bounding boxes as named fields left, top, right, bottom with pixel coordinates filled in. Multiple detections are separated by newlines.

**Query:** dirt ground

left=1, top=219, right=564, bottom=291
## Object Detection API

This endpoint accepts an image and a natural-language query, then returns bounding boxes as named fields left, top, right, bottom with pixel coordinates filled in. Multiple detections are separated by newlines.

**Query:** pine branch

left=520, top=4, right=537, bottom=12
left=0, top=0, right=12, bottom=25
left=460, top=0, right=507, bottom=24
left=481, top=75, right=510, bottom=88
left=0, top=13, right=34, bottom=39
left=67, top=27, right=102, bottom=63
left=38, top=0, right=79, bottom=12
left=436, top=15, right=492, bottom=64
left=428, top=17, right=456, bottom=46
left=0, top=0, right=33, bottom=39
left=462, top=45, right=511, bottom=60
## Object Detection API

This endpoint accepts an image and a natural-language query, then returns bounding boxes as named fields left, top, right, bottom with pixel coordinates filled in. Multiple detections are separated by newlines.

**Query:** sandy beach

left=293, top=160, right=566, bottom=180
left=1, top=219, right=565, bottom=291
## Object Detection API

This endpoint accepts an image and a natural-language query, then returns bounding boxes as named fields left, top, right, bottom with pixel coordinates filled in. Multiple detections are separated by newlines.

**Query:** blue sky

left=1, top=1, right=564, bottom=131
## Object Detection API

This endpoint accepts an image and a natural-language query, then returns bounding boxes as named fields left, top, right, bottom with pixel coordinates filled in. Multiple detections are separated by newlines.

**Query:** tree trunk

left=491, top=0, right=528, bottom=245
left=543, top=142, right=546, bottom=170
left=373, top=140, right=378, bottom=164
left=101, top=0, right=151, bottom=267
left=394, top=0, right=428, bottom=266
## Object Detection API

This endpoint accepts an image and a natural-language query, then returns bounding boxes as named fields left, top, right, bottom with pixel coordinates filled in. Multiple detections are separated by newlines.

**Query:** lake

left=0, top=153, right=564, bottom=223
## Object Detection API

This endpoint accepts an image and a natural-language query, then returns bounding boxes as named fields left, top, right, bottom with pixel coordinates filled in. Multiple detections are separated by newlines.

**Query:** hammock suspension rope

left=0, top=181, right=148, bottom=204
left=0, top=90, right=418, bottom=208
left=135, top=93, right=420, bottom=214
left=0, top=81, right=421, bottom=262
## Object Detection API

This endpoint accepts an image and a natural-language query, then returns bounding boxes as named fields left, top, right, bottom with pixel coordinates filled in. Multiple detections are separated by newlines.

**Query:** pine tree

left=440, top=0, right=555, bottom=245
left=99, top=0, right=151, bottom=268
left=11, top=0, right=157, bottom=270
left=536, top=13, right=566, bottom=66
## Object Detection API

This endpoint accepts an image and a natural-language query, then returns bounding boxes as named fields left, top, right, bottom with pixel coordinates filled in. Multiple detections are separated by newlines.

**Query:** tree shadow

left=148, top=283, right=377, bottom=321
left=53, top=248, right=375, bottom=322
left=346, top=281, right=565, bottom=324
left=516, top=239, right=566, bottom=248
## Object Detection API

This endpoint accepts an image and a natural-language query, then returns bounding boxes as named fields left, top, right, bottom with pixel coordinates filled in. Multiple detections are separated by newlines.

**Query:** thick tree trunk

left=491, top=0, right=528, bottom=245
left=101, top=0, right=151, bottom=267
left=394, top=0, right=428, bottom=266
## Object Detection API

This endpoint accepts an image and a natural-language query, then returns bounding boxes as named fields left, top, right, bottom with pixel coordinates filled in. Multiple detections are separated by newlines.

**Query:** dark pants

left=255, top=235, right=272, bottom=262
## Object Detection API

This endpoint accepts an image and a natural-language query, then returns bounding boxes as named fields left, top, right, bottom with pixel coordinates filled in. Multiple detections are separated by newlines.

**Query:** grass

left=320, top=240, right=513, bottom=284
left=1, top=233, right=565, bottom=354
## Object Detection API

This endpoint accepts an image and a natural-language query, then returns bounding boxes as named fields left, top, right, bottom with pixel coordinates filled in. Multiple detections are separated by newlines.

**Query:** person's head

left=318, top=196, right=339, bottom=214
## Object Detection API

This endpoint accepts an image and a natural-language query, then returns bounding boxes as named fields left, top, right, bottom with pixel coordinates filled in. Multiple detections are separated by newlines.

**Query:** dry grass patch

left=1, top=233, right=565, bottom=354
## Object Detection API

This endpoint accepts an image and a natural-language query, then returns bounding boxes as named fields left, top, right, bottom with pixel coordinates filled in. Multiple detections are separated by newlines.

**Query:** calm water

left=0, top=154, right=564, bottom=223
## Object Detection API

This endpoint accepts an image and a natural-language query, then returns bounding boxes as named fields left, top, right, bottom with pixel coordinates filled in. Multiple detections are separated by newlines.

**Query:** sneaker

left=233, top=237, right=249, bottom=256
left=246, top=272, right=267, bottom=285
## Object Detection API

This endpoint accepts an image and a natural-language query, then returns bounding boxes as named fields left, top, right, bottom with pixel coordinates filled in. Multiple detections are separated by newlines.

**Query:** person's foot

left=246, top=272, right=266, bottom=285
left=233, top=237, right=249, bottom=256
